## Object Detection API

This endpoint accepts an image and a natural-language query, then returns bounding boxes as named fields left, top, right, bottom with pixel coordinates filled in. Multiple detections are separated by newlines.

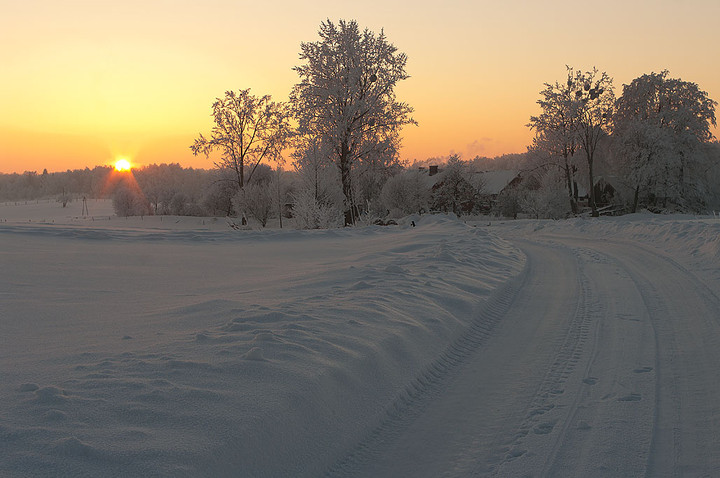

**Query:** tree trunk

left=632, top=184, right=640, bottom=213
left=563, top=162, right=578, bottom=214
left=239, top=163, right=244, bottom=189
left=679, top=151, right=686, bottom=201
left=588, top=152, right=598, bottom=217
left=340, top=142, right=354, bottom=225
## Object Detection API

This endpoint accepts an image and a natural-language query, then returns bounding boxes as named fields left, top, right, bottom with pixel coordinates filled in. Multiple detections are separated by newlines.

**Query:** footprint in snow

left=351, top=281, right=374, bottom=290
left=577, top=420, right=592, bottom=430
left=384, top=264, right=406, bottom=274
left=243, top=347, right=266, bottom=361
left=19, top=383, right=39, bottom=392
left=34, top=386, right=69, bottom=405
left=534, top=421, right=556, bottom=435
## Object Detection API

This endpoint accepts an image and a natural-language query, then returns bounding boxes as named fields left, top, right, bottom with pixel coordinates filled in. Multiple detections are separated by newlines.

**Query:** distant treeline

left=0, top=164, right=216, bottom=214
left=0, top=166, right=114, bottom=202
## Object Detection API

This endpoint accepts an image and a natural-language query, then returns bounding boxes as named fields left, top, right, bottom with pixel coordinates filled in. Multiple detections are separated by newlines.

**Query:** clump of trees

left=528, top=66, right=614, bottom=216
left=380, top=169, right=432, bottom=216
left=0, top=166, right=112, bottom=203
left=612, top=70, right=717, bottom=211
left=190, top=89, right=292, bottom=224
left=183, top=18, right=717, bottom=224
left=528, top=66, right=718, bottom=215
left=7, top=27, right=718, bottom=225
left=429, top=155, right=486, bottom=215
left=191, top=19, right=415, bottom=227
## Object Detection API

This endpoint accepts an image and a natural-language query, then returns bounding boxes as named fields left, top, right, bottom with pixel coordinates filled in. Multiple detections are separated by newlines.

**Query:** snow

left=1, top=200, right=523, bottom=476
left=2, top=200, right=720, bottom=476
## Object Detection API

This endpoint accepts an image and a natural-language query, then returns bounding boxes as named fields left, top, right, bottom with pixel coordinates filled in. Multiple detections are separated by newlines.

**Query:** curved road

left=328, top=232, right=720, bottom=477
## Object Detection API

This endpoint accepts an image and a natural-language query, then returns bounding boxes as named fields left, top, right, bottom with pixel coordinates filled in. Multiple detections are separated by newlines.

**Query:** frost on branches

left=612, top=71, right=718, bottom=211
left=290, top=19, right=416, bottom=225
left=190, top=89, right=292, bottom=194
left=529, top=66, right=614, bottom=217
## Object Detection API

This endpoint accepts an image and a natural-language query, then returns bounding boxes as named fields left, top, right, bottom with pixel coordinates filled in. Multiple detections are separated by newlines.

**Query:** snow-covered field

left=2, top=200, right=719, bottom=477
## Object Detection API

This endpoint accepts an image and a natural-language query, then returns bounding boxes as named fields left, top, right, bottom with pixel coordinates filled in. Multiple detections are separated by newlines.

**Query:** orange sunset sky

left=1, top=0, right=719, bottom=174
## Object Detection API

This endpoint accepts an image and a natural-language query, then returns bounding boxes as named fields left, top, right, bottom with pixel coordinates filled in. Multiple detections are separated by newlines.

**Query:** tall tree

left=190, top=89, right=292, bottom=193
left=613, top=71, right=717, bottom=210
left=571, top=67, right=614, bottom=217
left=528, top=67, right=582, bottom=214
left=290, top=19, right=416, bottom=224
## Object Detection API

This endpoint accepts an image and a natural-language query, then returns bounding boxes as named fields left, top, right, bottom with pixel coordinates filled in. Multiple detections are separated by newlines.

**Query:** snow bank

left=484, top=212, right=720, bottom=280
left=0, top=203, right=524, bottom=477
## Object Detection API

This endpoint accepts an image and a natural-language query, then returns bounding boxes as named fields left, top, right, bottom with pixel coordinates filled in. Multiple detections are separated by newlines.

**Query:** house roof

left=475, top=170, right=521, bottom=195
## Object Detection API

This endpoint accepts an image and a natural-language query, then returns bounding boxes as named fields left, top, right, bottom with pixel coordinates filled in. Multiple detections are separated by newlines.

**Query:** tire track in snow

left=492, top=239, right=661, bottom=477
left=324, top=268, right=528, bottom=477
left=597, top=241, right=720, bottom=477
left=510, top=236, right=720, bottom=477
left=491, top=242, right=603, bottom=475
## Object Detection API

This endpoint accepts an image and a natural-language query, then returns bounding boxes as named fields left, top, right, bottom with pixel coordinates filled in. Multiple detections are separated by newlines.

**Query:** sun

left=114, top=158, right=132, bottom=172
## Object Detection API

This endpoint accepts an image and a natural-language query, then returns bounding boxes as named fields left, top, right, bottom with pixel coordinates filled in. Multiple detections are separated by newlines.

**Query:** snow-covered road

left=332, top=227, right=720, bottom=477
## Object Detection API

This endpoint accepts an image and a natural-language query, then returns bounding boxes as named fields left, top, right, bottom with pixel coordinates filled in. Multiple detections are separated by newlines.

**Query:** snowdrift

left=1, top=202, right=524, bottom=477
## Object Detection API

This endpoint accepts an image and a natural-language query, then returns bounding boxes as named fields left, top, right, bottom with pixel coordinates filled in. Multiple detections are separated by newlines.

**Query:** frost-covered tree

left=291, top=187, right=343, bottom=229
left=290, top=19, right=416, bottom=224
left=431, top=155, right=484, bottom=215
left=705, top=141, right=720, bottom=209
left=352, top=143, right=401, bottom=219
left=381, top=169, right=432, bottom=216
left=232, top=164, right=278, bottom=227
left=112, top=184, right=150, bottom=217
left=292, top=136, right=339, bottom=205
left=571, top=68, right=614, bottom=217
left=191, top=89, right=292, bottom=193
left=495, top=188, right=522, bottom=219
left=519, top=169, right=571, bottom=219
left=292, top=136, right=344, bottom=227
left=235, top=183, right=274, bottom=227
left=202, top=170, right=237, bottom=217
left=528, top=67, right=582, bottom=213
left=613, top=71, right=717, bottom=211
left=134, top=163, right=207, bottom=215
left=529, top=67, right=613, bottom=216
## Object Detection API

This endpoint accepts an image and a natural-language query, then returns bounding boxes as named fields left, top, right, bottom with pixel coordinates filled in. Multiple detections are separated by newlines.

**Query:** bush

left=381, top=170, right=431, bottom=216
left=292, top=188, right=342, bottom=229
left=112, top=185, right=150, bottom=217
left=235, top=184, right=275, bottom=227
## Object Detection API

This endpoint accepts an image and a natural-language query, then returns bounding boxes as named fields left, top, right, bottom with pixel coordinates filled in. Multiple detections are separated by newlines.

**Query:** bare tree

left=191, top=89, right=292, bottom=194
left=290, top=19, right=416, bottom=224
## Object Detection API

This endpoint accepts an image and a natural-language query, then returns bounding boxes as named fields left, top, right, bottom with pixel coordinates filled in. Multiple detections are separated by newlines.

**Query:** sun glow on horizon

left=114, top=158, right=132, bottom=172
left=1, top=1, right=719, bottom=175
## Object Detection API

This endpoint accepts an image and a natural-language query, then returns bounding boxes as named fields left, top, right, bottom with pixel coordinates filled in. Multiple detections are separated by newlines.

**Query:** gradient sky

left=1, top=0, right=719, bottom=174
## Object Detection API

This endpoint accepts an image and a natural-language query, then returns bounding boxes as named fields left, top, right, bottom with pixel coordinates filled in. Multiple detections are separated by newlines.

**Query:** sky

left=1, top=0, right=719, bottom=174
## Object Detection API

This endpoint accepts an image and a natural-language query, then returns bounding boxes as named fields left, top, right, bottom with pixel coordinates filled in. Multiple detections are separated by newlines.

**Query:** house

left=477, top=170, right=523, bottom=196
left=423, top=167, right=523, bottom=214
left=471, top=170, right=523, bottom=212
